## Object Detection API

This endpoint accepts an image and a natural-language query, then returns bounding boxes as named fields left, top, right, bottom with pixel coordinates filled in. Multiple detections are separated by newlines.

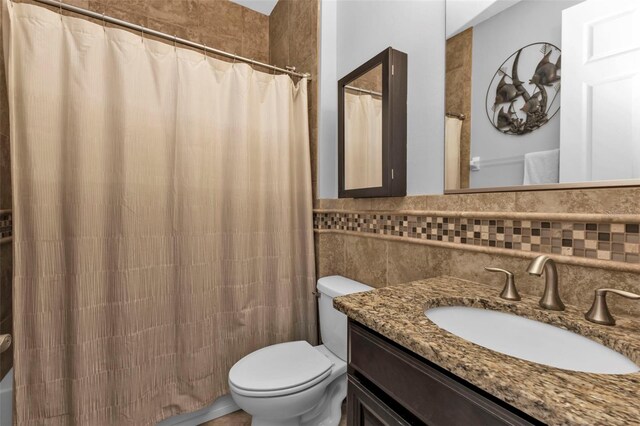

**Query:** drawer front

left=348, top=375, right=411, bottom=426
left=349, top=322, right=535, bottom=426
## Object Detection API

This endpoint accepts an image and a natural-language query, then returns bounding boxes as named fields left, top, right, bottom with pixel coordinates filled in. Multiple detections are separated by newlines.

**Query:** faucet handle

left=485, top=267, right=521, bottom=301
left=585, top=288, right=640, bottom=326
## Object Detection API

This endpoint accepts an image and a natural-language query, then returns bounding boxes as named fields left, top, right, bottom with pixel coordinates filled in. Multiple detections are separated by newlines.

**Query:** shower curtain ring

left=58, top=1, right=63, bottom=20
left=173, top=34, right=177, bottom=51
left=203, top=44, right=208, bottom=59
left=140, top=26, right=144, bottom=43
left=102, top=13, right=106, bottom=30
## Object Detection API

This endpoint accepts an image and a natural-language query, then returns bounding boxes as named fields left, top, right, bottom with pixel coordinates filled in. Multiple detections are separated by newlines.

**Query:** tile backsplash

left=314, top=188, right=640, bottom=318
left=314, top=211, right=640, bottom=265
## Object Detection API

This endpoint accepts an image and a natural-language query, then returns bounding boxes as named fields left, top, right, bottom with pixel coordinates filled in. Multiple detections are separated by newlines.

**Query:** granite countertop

left=333, top=276, right=640, bottom=426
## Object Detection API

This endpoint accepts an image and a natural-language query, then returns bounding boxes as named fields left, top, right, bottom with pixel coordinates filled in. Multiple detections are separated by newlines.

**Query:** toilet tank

left=317, top=276, right=373, bottom=361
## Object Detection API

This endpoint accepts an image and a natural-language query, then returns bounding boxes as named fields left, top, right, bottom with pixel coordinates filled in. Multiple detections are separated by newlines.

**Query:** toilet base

left=299, top=372, right=346, bottom=426
left=248, top=373, right=346, bottom=426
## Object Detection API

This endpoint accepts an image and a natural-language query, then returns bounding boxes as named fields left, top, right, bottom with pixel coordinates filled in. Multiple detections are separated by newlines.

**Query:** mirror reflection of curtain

left=445, top=116, right=463, bottom=190
left=344, top=92, right=382, bottom=190
left=3, top=2, right=316, bottom=425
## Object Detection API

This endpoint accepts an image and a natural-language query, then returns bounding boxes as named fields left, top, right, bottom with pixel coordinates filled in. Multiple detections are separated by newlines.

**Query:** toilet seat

left=229, top=341, right=333, bottom=398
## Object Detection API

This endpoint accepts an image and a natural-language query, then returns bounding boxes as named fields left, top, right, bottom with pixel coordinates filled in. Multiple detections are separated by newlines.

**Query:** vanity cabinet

left=347, top=376, right=410, bottom=426
left=347, top=320, right=541, bottom=426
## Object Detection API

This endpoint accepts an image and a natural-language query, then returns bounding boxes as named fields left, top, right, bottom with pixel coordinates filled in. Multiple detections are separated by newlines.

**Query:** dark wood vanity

left=346, top=320, right=541, bottom=426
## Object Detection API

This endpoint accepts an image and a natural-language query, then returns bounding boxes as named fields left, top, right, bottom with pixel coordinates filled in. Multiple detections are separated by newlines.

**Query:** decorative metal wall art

left=485, top=43, right=561, bottom=135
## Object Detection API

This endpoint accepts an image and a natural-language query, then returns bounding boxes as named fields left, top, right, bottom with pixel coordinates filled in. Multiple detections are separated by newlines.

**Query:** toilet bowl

left=228, top=276, right=372, bottom=426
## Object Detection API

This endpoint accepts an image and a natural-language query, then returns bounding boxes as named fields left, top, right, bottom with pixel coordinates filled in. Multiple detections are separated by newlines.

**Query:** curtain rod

left=446, top=112, right=466, bottom=120
left=31, top=0, right=312, bottom=80
left=344, top=85, right=382, bottom=97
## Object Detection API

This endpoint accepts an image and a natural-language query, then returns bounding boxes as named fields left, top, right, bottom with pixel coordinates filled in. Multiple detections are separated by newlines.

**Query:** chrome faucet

left=526, top=255, right=565, bottom=311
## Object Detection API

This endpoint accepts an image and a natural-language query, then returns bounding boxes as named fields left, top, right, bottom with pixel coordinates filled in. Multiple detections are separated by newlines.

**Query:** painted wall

left=469, top=0, right=581, bottom=188
left=318, top=0, right=446, bottom=198
left=446, top=0, right=521, bottom=38
left=318, top=0, right=338, bottom=200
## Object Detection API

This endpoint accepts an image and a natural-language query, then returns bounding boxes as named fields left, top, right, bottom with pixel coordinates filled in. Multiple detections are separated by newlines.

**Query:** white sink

left=425, top=306, right=639, bottom=374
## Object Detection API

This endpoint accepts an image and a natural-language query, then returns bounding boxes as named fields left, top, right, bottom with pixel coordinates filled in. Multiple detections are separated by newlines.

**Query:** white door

left=560, top=0, right=640, bottom=183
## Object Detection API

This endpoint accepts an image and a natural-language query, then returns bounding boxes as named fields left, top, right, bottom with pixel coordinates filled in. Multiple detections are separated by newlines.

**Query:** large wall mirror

left=444, top=0, right=640, bottom=193
left=339, top=47, right=407, bottom=198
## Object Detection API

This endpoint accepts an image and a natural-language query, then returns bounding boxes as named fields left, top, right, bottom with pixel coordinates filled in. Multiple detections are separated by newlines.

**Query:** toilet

left=228, top=275, right=373, bottom=426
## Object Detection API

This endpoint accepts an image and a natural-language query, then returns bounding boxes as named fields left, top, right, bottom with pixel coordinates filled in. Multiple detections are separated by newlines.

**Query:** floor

left=201, top=403, right=348, bottom=425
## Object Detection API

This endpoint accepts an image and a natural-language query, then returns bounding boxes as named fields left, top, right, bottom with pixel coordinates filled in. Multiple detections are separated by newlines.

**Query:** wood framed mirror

left=338, top=47, right=407, bottom=198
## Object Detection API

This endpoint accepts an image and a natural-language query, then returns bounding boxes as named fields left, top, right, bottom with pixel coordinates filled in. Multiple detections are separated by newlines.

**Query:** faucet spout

left=526, top=255, right=565, bottom=311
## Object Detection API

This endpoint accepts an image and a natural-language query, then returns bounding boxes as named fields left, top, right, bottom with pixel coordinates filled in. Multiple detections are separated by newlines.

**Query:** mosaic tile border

left=313, top=211, right=640, bottom=265
left=0, top=211, right=11, bottom=240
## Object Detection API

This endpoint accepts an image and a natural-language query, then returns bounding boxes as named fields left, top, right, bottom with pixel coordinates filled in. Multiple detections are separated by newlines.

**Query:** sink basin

left=425, top=306, right=639, bottom=374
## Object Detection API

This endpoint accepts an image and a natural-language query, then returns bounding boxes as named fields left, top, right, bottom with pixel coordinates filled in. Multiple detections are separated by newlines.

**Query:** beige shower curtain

left=444, top=116, right=463, bottom=190
left=3, top=1, right=316, bottom=425
left=344, top=92, right=382, bottom=190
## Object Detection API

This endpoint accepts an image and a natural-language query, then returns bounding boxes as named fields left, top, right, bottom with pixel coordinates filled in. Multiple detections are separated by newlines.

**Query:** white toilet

left=228, top=275, right=372, bottom=426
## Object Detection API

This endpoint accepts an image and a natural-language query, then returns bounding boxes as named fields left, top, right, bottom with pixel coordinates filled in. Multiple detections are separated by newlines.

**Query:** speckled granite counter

left=334, top=276, right=640, bottom=426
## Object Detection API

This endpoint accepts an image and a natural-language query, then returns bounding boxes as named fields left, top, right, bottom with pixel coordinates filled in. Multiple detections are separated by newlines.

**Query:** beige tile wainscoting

left=314, top=188, right=640, bottom=319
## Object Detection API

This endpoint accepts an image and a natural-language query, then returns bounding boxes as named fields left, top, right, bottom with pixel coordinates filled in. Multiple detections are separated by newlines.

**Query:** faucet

left=585, top=288, right=640, bottom=326
left=484, top=267, right=521, bottom=301
left=526, top=255, right=565, bottom=311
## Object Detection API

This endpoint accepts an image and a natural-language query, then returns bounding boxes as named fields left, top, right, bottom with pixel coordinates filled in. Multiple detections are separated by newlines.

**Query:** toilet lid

left=229, top=341, right=333, bottom=394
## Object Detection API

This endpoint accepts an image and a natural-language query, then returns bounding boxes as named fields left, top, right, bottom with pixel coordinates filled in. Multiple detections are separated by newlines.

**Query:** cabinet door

left=348, top=375, right=411, bottom=426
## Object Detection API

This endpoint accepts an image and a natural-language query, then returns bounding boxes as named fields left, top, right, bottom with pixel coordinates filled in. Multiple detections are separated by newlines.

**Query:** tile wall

left=14, top=0, right=270, bottom=62
left=315, top=212, right=640, bottom=265
left=269, top=0, right=319, bottom=197
left=445, top=28, right=472, bottom=189
left=314, top=188, right=640, bottom=319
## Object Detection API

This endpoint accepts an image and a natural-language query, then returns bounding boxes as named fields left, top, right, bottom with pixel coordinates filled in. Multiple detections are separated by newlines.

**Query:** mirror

left=444, top=0, right=640, bottom=193
left=344, top=64, right=383, bottom=191
left=339, top=47, right=407, bottom=198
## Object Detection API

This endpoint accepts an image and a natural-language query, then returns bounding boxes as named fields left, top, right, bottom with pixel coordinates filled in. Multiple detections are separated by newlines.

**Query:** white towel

left=523, top=149, right=559, bottom=185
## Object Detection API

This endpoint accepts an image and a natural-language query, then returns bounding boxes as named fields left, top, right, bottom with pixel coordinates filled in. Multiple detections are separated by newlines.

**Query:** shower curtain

left=344, top=92, right=382, bottom=189
left=2, top=1, right=316, bottom=425
left=444, top=116, right=463, bottom=190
